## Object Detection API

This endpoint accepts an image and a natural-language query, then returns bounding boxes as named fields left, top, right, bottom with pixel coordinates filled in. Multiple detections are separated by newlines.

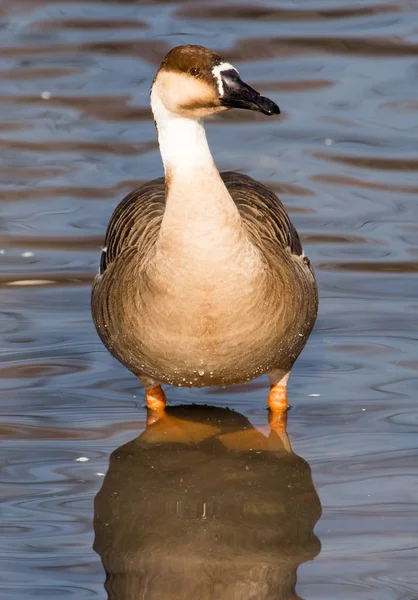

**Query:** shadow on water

left=94, top=405, right=321, bottom=600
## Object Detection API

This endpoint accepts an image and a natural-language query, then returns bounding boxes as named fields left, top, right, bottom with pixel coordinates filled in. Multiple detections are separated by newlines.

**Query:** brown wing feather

left=99, top=171, right=307, bottom=274
left=221, top=171, right=303, bottom=254
left=99, top=177, right=165, bottom=275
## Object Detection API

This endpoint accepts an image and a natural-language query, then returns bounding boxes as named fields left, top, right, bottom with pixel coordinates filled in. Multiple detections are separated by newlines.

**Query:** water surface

left=1, top=0, right=418, bottom=598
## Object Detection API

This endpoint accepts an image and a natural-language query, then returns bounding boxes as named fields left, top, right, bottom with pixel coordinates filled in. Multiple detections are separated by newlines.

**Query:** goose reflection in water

left=94, top=406, right=321, bottom=600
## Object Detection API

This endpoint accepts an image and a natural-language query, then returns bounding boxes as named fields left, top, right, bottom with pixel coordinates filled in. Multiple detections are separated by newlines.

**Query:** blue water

left=1, top=1, right=418, bottom=598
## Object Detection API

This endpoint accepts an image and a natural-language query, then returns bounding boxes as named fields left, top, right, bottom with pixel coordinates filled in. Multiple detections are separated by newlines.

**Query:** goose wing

left=99, top=177, right=165, bottom=275
left=221, top=171, right=305, bottom=259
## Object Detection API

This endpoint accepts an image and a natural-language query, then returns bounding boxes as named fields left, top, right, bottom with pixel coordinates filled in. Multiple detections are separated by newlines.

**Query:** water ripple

left=1, top=1, right=418, bottom=599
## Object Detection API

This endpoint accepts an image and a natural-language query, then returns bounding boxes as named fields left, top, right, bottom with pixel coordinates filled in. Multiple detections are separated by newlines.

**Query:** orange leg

left=268, top=383, right=288, bottom=413
left=267, top=382, right=290, bottom=441
left=145, top=384, right=166, bottom=412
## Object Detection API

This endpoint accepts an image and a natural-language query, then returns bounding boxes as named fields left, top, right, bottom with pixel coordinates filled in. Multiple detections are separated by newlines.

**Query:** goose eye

left=189, top=67, right=200, bottom=77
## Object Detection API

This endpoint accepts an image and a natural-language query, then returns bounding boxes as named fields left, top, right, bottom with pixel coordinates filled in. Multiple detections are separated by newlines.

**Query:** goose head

left=151, top=44, right=280, bottom=121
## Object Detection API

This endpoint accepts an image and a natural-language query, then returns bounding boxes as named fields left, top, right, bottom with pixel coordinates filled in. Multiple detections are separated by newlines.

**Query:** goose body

left=92, top=45, right=318, bottom=414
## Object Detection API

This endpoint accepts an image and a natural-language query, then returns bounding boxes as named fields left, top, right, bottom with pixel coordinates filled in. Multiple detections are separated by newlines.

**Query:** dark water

left=1, top=1, right=418, bottom=598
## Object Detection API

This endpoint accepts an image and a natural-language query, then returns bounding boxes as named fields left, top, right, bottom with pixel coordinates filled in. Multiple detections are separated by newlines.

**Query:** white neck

left=151, top=88, right=216, bottom=177
left=150, top=84, right=249, bottom=265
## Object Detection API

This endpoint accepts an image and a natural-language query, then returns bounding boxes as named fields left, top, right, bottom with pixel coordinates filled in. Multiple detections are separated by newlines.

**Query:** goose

left=92, top=45, right=318, bottom=423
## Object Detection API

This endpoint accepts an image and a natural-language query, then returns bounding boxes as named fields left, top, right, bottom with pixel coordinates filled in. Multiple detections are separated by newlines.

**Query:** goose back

left=98, top=172, right=310, bottom=276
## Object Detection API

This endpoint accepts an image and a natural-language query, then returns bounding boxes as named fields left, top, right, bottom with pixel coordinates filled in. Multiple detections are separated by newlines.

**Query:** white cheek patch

left=212, top=62, right=239, bottom=96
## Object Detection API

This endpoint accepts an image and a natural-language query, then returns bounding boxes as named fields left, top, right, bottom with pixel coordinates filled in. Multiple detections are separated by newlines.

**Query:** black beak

left=219, top=70, right=280, bottom=116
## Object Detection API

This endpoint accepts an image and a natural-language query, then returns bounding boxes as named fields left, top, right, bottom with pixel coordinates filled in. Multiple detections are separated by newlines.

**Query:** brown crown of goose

left=152, top=45, right=231, bottom=118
